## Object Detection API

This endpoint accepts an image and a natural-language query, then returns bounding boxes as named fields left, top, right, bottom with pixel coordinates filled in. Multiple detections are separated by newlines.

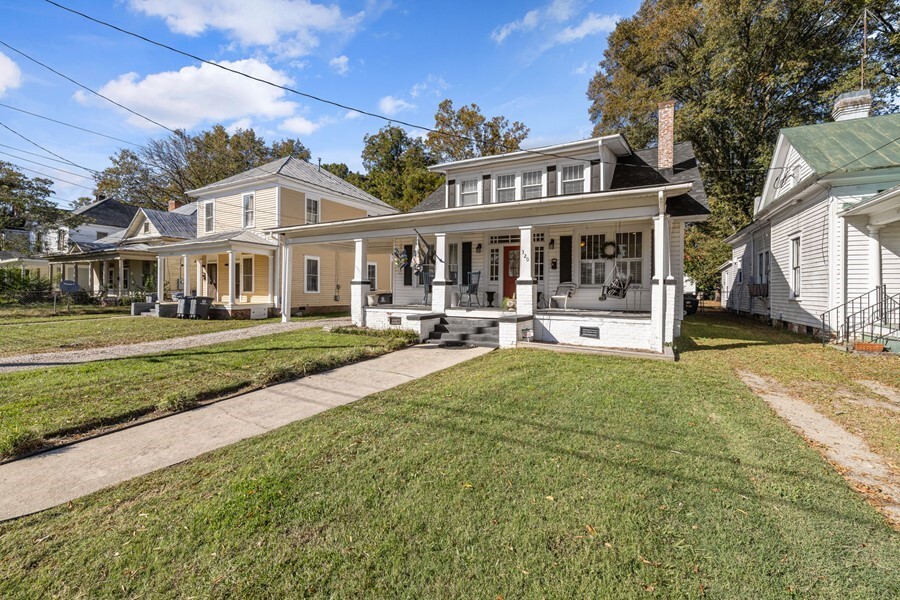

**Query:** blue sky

left=0, top=0, right=639, bottom=207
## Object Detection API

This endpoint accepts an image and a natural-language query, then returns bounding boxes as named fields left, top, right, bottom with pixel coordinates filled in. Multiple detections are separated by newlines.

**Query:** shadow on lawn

left=678, top=312, right=822, bottom=355
left=351, top=396, right=878, bottom=529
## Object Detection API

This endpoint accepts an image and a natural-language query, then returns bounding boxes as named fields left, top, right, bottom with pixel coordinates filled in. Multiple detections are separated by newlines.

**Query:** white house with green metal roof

left=722, top=91, right=900, bottom=350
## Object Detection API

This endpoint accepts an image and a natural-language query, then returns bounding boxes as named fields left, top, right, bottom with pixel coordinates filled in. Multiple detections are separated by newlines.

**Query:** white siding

left=770, top=195, right=830, bottom=327
left=881, top=221, right=900, bottom=296
left=844, top=216, right=872, bottom=300
left=774, top=144, right=814, bottom=201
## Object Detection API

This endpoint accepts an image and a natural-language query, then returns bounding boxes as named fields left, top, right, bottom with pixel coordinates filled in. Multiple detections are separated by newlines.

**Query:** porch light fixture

left=548, top=238, right=555, bottom=250
left=551, top=258, right=558, bottom=270
left=475, top=243, right=482, bottom=253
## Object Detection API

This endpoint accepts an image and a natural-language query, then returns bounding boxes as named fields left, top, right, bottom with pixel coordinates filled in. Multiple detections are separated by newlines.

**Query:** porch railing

left=820, top=285, right=900, bottom=348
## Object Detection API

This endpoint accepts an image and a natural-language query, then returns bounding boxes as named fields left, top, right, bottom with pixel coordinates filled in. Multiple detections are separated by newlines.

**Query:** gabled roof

left=72, top=198, right=139, bottom=228
left=171, top=202, right=198, bottom=216
left=610, top=141, right=709, bottom=217
left=142, top=208, right=196, bottom=239
left=187, top=156, right=393, bottom=211
left=780, top=112, right=900, bottom=174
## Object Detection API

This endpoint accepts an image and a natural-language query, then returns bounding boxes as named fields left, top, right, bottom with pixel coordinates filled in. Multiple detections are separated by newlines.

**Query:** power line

left=0, top=38, right=175, bottom=134
left=4, top=161, right=96, bottom=192
left=0, top=149, right=96, bottom=180
left=0, top=119, right=98, bottom=173
left=0, top=142, right=91, bottom=167
left=0, top=102, right=140, bottom=146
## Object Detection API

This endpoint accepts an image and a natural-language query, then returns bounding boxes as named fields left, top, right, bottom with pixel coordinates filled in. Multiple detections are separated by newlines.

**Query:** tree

left=587, top=0, right=899, bottom=290
left=321, top=162, right=369, bottom=191
left=94, top=125, right=312, bottom=209
left=426, top=99, right=530, bottom=162
left=361, top=125, right=443, bottom=212
left=0, top=161, right=82, bottom=253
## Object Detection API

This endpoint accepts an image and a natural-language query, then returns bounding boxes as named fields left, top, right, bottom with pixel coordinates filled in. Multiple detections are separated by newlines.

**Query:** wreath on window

left=600, top=241, right=618, bottom=259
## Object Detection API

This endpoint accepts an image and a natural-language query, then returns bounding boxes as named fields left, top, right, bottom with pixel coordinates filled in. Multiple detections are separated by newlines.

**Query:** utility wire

left=0, top=149, right=96, bottom=180
left=0, top=142, right=94, bottom=167
left=0, top=119, right=98, bottom=173
left=0, top=102, right=140, bottom=146
left=5, top=161, right=96, bottom=192
left=0, top=38, right=175, bottom=133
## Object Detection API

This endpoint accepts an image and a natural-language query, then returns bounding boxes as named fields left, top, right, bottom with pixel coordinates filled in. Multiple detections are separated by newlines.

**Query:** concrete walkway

left=0, top=317, right=351, bottom=373
left=0, top=344, right=491, bottom=521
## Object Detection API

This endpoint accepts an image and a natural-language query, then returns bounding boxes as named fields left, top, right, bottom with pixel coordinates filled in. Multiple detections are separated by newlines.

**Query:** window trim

left=521, top=169, right=543, bottom=200
left=458, top=178, right=479, bottom=206
left=241, top=256, right=254, bottom=294
left=142, top=221, right=151, bottom=235
left=495, top=173, right=516, bottom=203
left=304, top=255, right=321, bottom=294
left=615, top=231, right=644, bottom=287
left=489, top=247, right=500, bottom=282
left=560, top=164, right=586, bottom=195
left=789, top=235, right=801, bottom=299
left=367, top=261, right=377, bottom=290
left=306, top=197, right=320, bottom=224
left=242, top=193, right=255, bottom=229
left=579, top=233, right=607, bottom=287
left=204, top=202, right=215, bottom=233
left=757, top=250, right=770, bottom=285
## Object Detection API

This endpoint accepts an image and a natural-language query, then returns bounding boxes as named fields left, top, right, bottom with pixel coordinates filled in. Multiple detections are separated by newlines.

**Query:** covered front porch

left=154, top=232, right=277, bottom=319
left=275, top=185, right=689, bottom=353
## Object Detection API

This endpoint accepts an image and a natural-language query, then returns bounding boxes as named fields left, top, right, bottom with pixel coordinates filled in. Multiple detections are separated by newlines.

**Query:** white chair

left=550, top=282, right=577, bottom=309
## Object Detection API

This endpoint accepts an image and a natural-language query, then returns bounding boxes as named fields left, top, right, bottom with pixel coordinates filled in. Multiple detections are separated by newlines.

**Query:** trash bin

left=191, top=296, right=212, bottom=320
left=176, top=296, right=192, bottom=318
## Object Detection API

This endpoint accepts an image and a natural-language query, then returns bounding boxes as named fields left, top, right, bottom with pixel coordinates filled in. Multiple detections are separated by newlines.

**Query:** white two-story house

left=271, top=102, right=709, bottom=354
left=153, top=156, right=396, bottom=318
left=722, top=91, right=900, bottom=349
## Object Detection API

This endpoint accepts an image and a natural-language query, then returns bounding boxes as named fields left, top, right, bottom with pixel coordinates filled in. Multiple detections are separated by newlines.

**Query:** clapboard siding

left=770, top=197, right=829, bottom=327
left=881, top=221, right=900, bottom=296
left=774, top=144, right=814, bottom=201
left=280, top=188, right=306, bottom=227
left=844, top=216, right=872, bottom=299
left=199, top=186, right=278, bottom=236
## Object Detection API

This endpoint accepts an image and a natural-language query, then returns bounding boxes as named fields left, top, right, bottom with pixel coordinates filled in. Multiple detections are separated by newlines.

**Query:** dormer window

left=459, top=179, right=478, bottom=206
left=242, top=193, right=255, bottom=228
left=496, top=174, right=515, bottom=203
left=561, top=165, right=585, bottom=194
left=142, top=221, right=150, bottom=235
left=522, top=170, right=542, bottom=199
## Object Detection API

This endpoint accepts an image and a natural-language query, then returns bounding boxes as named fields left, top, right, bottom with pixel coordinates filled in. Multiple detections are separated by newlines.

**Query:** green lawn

left=0, top=327, right=413, bottom=457
left=0, top=315, right=896, bottom=598
left=0, top=304, right=130, bottom=324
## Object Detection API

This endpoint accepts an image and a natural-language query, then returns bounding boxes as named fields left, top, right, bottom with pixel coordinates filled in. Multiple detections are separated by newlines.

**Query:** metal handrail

left=820, top=285, right=885, bottom=344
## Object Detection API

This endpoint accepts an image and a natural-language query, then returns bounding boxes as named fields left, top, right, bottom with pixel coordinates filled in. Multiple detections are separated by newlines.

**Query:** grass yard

left=0, top=327, right=413, bottom=457
left=0, top=315, right=896, bottom=598
left=0, top=304, right=130, bottom=324
left=0, top=312, right=349, bottom=358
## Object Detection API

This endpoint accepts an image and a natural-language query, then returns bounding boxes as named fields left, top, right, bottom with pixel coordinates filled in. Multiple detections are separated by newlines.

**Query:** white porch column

left=195, top=257, right=203, bottom=297
left=267, top=252, right=275, bottom=305
left=227, top=250, right=236, bottom=308
left=651, top=209, right=670, bottom=352
left=101, top=260, right=109, bottom=296
left=516, top=225, right=536, bottom=316
left=156, top=256, right=165, bottom=301
left=117, top=258, right=124, bottom=297
left=351, top=238, right=369, bottom=326
left=273, top=241, right=282, bottom=309
left=182, top=254, right=189, bottom=295
left=431, top=233, right=450, bottom=312
left=868, top=224, right=883, bottom=290
left=281, top=243, right=293, bottom=322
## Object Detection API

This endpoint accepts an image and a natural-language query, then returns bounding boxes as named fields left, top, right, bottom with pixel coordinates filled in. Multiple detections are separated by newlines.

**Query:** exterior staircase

left=821, top=286, right=900, bottom=353
left=427, top=316, right=499, bottom=348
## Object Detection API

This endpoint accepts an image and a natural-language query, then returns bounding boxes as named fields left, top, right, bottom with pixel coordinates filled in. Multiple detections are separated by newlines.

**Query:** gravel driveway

left=0, top=317, right=351, bottom=374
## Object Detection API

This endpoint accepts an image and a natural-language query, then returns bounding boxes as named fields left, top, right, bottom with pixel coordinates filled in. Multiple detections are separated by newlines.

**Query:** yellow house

left=154, top=156, right=396, bottom=318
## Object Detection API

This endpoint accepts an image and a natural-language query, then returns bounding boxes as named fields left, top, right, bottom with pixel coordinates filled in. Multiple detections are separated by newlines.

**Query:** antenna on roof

left=317, top=157, right=321, bottom=172
left=861, top=8, right=868, bottom=90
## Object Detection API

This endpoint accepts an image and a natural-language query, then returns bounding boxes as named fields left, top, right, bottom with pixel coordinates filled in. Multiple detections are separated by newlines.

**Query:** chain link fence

left=0, top=267, right=133, bottom=319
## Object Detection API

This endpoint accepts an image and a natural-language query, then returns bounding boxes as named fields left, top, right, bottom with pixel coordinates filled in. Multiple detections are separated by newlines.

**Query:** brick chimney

left=168, top=199, right=179, bottom=212
left=657, top=100, right=675, bottom=171
left=832, top=89, right=872, bottom=121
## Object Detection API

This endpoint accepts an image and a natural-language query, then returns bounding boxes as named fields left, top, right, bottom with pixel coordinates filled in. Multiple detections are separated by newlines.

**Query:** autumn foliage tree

left=587, top=0, right=898, bottom=292
left=426, top=99, right=530, bottom=163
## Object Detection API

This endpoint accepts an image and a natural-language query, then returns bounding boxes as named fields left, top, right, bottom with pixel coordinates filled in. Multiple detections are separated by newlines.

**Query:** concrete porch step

left=432, top=324, right=499, bottom=335
left=440, top=317, right=499, bottom=329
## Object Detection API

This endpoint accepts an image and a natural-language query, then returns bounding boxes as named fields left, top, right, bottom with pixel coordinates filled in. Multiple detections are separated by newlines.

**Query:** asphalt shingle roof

left=72, top=198, right=139, bottom=229
left=781, top=113, right=900, bottom=174
left=189, top=156, right=392, bottom=211
left=408, top=186, right=446, bottom=212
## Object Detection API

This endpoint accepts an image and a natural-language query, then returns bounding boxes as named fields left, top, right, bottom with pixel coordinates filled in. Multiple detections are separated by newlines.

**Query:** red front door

left=503, top=245, right=520, bottom=299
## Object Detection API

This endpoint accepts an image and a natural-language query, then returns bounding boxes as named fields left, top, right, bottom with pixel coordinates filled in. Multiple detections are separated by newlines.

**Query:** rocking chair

left=458, top=271, right=482, bottom=307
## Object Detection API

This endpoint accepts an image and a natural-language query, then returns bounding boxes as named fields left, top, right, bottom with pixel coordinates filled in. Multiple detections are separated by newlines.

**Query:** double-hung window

left=616, top=232, right=643, bottom=286
left=204, top=202, right=214, bottom=233
left=305, top=256, right=320, bottom=293
left=522, top=170, right=542, bottom=199
left=561, top=165, right=585, bottom=195
left=790, top=237, right=801, bottom=298
left=242, top=193, right=255, bottom=228
left=306, top=198, right=320, bottom=224
left=496, top=174, right=515, bottom=203
left=580, top=234, right=606, bottom=285
left=757, top=251, right=770, bottom=284
left=459, top=179, right=478, bottom=206
left=241, top=257, right=254, bottom=294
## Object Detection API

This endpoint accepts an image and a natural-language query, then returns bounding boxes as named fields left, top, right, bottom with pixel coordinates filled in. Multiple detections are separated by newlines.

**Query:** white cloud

left=378, top=95, right=415, bottom=115
left=0, top=51, right=23, bottom=96
left=226, top=117, right=253, bottom=133
left=129, top=0, right=365, bottom=58
left=344, top=110, right=363, bottom=120
left=491, top=0, right=576, bottom=44
left=554, top=13, right=619, bottom=44
left=572, top=61, right=590, bottom=75
left=76, top=59, right=297, bottom=130
left=329, top=55, right=349, bottom=76
left=280, top=115, right=322, bottom=135
left=410, top=74, right=448, bottom=99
